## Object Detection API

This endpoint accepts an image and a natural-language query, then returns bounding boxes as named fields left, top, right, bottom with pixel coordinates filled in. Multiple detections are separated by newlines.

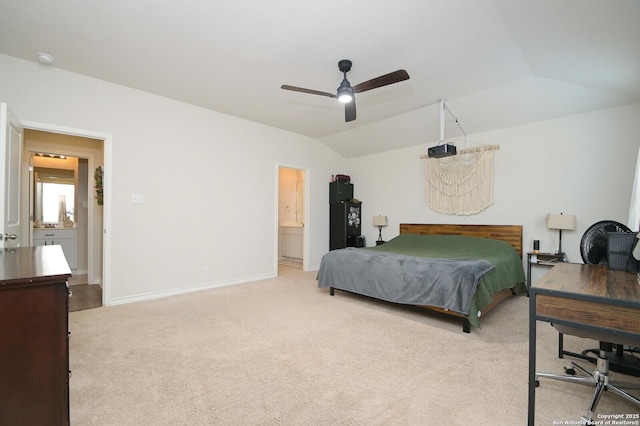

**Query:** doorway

left=23, top=128, right=106, bottom=308
left=277, top=166, right=307, bottom=272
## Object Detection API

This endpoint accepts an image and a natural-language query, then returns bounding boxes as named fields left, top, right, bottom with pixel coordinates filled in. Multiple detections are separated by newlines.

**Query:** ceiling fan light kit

left=337, top=80, right=353, bottom=103
left=336, top=59, right=355, bottom=105
left=281, top=59, right=409, bottom=122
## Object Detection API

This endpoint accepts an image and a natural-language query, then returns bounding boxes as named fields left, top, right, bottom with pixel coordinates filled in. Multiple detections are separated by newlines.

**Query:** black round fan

left=580, top=220, right=632, bottom=264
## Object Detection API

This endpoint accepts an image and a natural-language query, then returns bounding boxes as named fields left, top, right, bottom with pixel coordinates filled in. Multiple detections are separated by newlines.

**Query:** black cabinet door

left=329, top=181, right=353, bottom=203
left=330, top=202, right=361, bottom=250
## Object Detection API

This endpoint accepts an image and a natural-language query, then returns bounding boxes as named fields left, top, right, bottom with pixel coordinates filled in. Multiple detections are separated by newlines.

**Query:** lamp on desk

left=546, top=213, right=576, bottom=257
left=373, top=215, right=388, bottom=245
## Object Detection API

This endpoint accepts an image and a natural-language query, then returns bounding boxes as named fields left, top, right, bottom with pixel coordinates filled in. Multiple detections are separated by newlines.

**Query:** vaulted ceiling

left=1, top=0, right=638, bottom=157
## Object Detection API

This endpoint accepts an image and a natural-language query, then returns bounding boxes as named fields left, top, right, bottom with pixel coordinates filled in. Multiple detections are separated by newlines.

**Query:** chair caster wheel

left=563, top=366, right=575, bottom=375
left=580, top=417, right=594, bottom=426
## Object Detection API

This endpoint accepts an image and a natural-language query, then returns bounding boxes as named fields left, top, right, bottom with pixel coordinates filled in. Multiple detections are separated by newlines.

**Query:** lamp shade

left=373, top=215, right=388, bottom=227
left=546, top=214, right=576, bottom=231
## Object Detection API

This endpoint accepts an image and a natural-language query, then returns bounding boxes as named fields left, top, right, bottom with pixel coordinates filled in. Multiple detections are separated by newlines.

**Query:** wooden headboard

left=399, top=223, right=523, bottom=257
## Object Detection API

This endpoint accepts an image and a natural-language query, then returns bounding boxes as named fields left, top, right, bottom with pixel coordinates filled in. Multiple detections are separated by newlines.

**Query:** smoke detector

left=37, top=52, right=54, bottom=65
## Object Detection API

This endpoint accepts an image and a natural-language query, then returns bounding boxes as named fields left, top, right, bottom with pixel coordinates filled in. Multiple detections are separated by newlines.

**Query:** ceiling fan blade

left=345, top=99, right=356, bottom=122
left=352, top=70, right=410, bottom=93
left=281, top=85, right=336, bottom=99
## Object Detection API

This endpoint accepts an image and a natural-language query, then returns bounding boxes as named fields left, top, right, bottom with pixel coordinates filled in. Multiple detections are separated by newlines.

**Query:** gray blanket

left=317, top=248, right=495, bottom=315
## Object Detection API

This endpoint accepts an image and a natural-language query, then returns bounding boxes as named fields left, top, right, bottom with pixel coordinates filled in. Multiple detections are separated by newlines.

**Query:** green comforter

left=365, top=234, right=527, bottom=328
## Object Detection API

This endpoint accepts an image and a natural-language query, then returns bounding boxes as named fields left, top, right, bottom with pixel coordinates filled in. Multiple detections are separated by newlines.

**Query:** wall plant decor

left=94, top=166, right=103, bottom=206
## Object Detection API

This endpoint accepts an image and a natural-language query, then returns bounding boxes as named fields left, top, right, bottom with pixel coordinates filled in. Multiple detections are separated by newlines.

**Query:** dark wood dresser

left=0, top=245, right=72, bottom=425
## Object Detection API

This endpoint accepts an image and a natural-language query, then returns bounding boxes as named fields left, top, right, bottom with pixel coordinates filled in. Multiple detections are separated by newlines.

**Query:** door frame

left=275, top=163, right=309, bottom=273
left=21, top=119, right=113, bottom=305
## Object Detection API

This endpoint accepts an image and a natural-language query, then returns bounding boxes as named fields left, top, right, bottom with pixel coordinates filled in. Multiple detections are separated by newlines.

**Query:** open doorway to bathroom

left=278, top=166, right=305, bottom=271
left=25, top=129, right=105, bottom=311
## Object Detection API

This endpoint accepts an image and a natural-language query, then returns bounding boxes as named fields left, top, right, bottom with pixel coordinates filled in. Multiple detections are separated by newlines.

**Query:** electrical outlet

left=132, top=194, right=144, bottom=204
left=202, top=267, right=209, bottom=276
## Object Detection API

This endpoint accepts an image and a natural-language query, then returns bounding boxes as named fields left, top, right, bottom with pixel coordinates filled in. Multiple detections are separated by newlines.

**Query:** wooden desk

left=0, top=246, right=72, bottom=425
left=528, top=263, right=640, bottom=425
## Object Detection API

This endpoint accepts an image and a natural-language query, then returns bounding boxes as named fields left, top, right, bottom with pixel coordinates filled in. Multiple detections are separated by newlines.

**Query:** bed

left=317, top=223, right=527, bottom=332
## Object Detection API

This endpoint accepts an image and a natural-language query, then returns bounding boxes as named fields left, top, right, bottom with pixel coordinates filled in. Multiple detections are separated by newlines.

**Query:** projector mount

left=427, top=99, right=467, bottom=158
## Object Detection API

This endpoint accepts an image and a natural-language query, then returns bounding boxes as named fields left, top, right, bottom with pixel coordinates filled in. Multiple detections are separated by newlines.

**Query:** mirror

left=33, top=154, right=78, bottom=228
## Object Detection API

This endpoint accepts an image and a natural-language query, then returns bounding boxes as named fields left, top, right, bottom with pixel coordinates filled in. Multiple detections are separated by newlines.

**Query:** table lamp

left=546, top=213, right=576, bottom=257
left=373, top=215, right=388, bottom=244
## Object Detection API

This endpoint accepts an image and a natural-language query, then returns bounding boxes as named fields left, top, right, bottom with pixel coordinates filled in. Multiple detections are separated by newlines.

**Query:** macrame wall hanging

left=423, top=145, right=499, bottom=215
left=422, top=99, right=499, bottom=215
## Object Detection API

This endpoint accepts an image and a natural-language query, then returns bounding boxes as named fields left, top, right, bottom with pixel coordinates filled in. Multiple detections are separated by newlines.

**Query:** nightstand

left=527, top=252, right=565, bottom=289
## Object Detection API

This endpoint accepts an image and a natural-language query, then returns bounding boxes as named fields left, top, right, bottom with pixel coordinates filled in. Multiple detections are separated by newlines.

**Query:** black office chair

left=536, top=326, right=640, bottom=424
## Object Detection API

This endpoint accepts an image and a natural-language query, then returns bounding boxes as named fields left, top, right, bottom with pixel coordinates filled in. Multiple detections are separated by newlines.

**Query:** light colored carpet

left=69, top=266, right=640, bottom=425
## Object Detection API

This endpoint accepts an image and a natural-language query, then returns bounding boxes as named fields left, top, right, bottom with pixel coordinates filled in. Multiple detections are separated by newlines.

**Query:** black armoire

left=329, top=181, right=361, bottom=250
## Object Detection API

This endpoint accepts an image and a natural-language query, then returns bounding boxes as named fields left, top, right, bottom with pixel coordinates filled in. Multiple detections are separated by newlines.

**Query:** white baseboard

left=108, top=271, right=277, bottom=306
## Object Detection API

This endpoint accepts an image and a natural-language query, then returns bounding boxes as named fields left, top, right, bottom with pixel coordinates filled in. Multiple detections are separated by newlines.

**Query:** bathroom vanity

left=33, top=227, right=78, bottom=270
left=279, top=224, right=303, bottom=260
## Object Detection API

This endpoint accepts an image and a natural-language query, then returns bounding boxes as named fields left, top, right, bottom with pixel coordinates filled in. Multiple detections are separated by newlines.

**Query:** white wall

left=0, top=54, right=345, bottom=303
left=348, top=103, right=640, bottom=274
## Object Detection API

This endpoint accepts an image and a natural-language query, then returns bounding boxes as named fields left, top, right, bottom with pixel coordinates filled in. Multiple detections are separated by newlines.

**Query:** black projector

left=427, top=143, right=457, bottom=158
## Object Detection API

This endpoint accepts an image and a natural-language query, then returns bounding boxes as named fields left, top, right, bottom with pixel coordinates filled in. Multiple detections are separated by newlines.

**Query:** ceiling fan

left=281, top=59, right=410, bottom=122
